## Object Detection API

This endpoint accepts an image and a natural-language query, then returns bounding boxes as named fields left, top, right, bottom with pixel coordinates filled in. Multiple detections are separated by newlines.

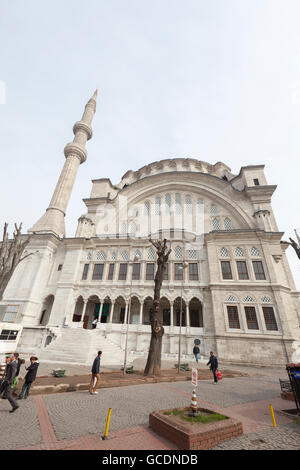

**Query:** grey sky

left=0, top=0, right=299, bottom=287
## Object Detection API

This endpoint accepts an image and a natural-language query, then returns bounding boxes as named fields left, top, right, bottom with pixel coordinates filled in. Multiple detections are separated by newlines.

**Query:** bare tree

left=0, top=223, right=32, bottom=301
left=288, top=237, right=300, bottom=260
left=144, top=238, right=171, bottom=376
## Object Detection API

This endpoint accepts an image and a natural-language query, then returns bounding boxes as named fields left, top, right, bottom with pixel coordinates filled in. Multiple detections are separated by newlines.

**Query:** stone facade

left=0, top=92, right=299, bottom=365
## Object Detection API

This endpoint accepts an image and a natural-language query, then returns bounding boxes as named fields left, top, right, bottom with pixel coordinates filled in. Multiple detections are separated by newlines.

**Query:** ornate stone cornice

left=64, top=142, right=87, bottom=164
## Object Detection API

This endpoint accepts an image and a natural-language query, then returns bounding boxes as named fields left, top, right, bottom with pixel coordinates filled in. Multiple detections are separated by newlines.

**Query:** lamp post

left=123, top=253, right=140, bottom=375
left=177, top=261, right=188, bottom=374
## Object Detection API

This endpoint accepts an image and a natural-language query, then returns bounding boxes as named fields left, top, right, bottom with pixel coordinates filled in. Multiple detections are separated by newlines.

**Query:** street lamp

left=123, top=252, right=141, bottom=375
left=177, top=261, right=188, bottom=374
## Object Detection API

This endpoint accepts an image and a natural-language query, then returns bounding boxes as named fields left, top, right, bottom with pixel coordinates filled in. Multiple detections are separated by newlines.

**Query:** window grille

left=96, top=251, right=106, bottom=261
left=212, top=218, right=220, bottom=230
left=174, top=246, right=182, bottom=259
left=175, top=193, right=182, bottom=214
left=165, top=194, right=171, bottom=214
left=245, top=306, right=259, bottom=330
left=253, top=261, right=266, bottom=280
left=144, top=201, right=150, bottom=216
left=227, top=306, right=240, bottom=329
left=185, top=195, right=192, bottom=214
left=121, top=250, right=129, bottom=261
left=111, top=252, right=116, bottom=261
left=155, top=197, right=161, bottom=215
left=236, top=261, right=249, bottom=280
left=187, top=249, right=197, bottom=259
left=251, top=247, right=260, bottom=257
left=129, top=222, right=136, bottom=235
left=221, top=261, right=233, bottom=279
left=224, top=217, right=232, bottom=230
left=262, top=307, right=278, bottom=331
left=226, top=295, right=237, bottom=302
left=235, top=247, right=244, bottom=257
left=261, top=296, right=272, bottom=304
left=243, top=295, right=255, bottom=302
left=210, top=204, right=217, bottom=214
left=3, top=305, right=19, bottom=323
left=147, top=248, right=155, bottom=260
left=220, top=247, right=229, bottom=258
left=120, top=222, right=126, bottom=234
left=87, top=252, right=92, bottom=260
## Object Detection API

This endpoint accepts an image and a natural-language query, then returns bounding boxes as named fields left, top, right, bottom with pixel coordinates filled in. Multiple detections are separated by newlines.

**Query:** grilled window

left=146, top=263, right=155, bottom=280
left=174, top=263, right=184, bottom=280
left=221, top=261, right=233, bottom=280
left=92, top=264, right=104, bottom=280
left=236, top=261, right=249, bottom=280
left=163, top=263, right=168, bottom=280
left=189, top=263, right=199, bottom=281
left=0, top=329, right=18, bottom=340
left=119, top=263, right=128, bottom=280
left=227, top=305, right=240, bottom=329
left=3, top=305, right=19, bottom=323
left=107, top=263, right=114, bottom=281
left=262, top=307, right=278, bottom=331
left=132, top=263, right=141, bottom=280
left=253, top=261, right=266, bottom=280
left=244, top=306, right=259, bottom=330
left=82, top=264, right=89, bottom=280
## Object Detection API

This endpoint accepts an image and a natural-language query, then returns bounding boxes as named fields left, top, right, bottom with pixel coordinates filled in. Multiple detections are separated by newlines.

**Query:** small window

left=132, top=263, right=141, bottom=280
left=146, top=263, right=155, bottom=280
left=189, top=263, right=199, bottom=281
left=92, top=264, right=104, bottom=280
left=236, top=261, right=249, bottom=280
left=3, top=305, right=19, bottom=323
left=0, top=329, right=18, bottom=340
left=244, top=306, right=259, bottom=330
left=107, top=264, right=114, bottom=281
left=221, top=261, right=233, bottom=280
left=227, top=306, right=240, bottom=329
left=253, top=178, right=260, bottom=186
left=82, top=264, right=89, bottom=280
left=119, top=263, right=128, bottom=280
left=262, top=307, right=278, bottom=331
left=253, top=261, right=266, bottom=280
left=58, top=264, right=63, bottom=271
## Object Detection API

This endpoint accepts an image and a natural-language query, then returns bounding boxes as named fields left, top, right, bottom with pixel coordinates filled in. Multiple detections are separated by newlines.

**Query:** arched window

left=212, top=218, right=220, bottom=230
left=96, top=251, right=106, bottom=261
left=147, top=247, right=155, bottom=260
left=251, top=247, right=260, bottom=257
left=120, top=222, right=126, bottom=234
left=144, top=201, right=150, bottom=216
left=185, top=195, right=192, bottom=214
left=129, top=222, right=136, bottom=236
left=174, top=246, right=183, bottom=259
left=121, top=250, right=129, bottom=261
left=220, top=247, right=229, bottom=258
left=235, top=247, right=244, bottom=257
left=155, top=197, right=161, bottom=215
left=175, top=193, right=182, bottom=215
left=210, top=204, right=217, bottom=214
left=165, top=194, right=171, bottom=214
left=224, top=217, right=232, bottom=230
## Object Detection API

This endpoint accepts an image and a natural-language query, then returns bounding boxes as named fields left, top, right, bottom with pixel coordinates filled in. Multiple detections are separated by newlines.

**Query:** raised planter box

left=149, top=407, right=243, bottom=450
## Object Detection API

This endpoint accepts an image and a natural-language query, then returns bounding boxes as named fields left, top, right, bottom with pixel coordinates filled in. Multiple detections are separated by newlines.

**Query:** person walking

left=0, top=356, right=11, bottom=398
left=92, top=318, right=98, bottom=329
left=18, top=356, right=39, bottom=400
left=207, top=351, right=219, bottom=384
left=2, top=354, right=19, bottom=412
left=193, top=345, right=200, bottom=363
left=89, top=351, right=102, bottom=395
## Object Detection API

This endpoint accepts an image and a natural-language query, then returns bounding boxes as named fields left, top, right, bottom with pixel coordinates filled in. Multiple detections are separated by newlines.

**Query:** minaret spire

left=29, top=90, right=98, bottom=237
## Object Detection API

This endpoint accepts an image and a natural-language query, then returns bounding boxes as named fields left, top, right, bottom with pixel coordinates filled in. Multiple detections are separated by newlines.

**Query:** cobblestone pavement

left=0, top=365, right=299, bottom=450
left=211, top=422, right=300, bottom=450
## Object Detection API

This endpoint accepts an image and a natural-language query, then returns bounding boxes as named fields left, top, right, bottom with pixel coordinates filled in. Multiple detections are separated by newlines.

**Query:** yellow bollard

left=269, top=404, right=277, bottom=428
left=102, top=408, right=112, bottom=440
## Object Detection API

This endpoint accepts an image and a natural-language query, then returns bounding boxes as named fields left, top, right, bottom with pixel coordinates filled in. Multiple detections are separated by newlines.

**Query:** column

left=186, top=302, right=190, bottom=327
left=170, top=301, right=174, bottom=327
left=78, top=300, right=88, bottom=328
left=109, top=301, right=115, bottom=324
left=139, top=301, right=143, bottom=325
left=123, top=302, right=129, bottom=325
left=96, top=301, right=104, bottom=328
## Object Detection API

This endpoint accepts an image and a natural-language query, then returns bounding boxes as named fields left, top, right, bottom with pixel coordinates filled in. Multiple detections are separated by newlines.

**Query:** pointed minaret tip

left=92, top=89, right=98, bottom=99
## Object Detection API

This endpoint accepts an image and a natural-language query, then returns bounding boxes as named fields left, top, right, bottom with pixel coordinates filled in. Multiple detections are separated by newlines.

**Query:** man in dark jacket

left=18, top=357, right=39, bottom=400
left=207, top=351, right=218, bottom=384
left=89, top=351, right=102, bottom=395
left=2, top=354, right=19, bottom=412
left=193, top=345, right=200, bottom=363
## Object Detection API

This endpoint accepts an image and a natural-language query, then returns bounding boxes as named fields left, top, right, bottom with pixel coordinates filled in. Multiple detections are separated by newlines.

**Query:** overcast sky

left=0, top=0, right=299, bottom=288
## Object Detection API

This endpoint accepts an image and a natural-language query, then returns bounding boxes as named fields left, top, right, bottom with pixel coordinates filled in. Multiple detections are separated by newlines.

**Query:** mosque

left=0, top=91, right=299, bottom=366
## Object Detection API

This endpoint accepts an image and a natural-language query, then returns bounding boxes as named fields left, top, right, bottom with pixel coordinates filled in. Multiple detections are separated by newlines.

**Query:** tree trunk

left=0, top=223, right=32, bottom=301
left=144, top=239, right=171, bottom=376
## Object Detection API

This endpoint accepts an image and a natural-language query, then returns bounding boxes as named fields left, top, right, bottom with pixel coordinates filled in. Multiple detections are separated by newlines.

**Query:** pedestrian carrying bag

left=216, top=370, right=222, bottom=380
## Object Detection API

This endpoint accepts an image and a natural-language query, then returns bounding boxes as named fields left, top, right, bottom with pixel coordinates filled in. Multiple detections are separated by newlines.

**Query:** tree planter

left=149, top=407, right=243, bottom=450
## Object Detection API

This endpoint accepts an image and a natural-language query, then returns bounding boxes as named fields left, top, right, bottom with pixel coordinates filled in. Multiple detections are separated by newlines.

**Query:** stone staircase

left=37, top=328, right=127, bottom=365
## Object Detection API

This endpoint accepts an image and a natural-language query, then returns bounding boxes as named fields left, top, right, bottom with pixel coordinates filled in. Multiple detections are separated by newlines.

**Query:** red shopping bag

left=216, top=370, right=222, bottom=380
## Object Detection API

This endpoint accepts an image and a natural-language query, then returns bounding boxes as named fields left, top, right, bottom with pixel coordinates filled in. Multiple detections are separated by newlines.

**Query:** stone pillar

left=186, top=302, right=190, bottom=327
left=170, top=301, right=174, bottom=327
left=96, top=301, right=104, bottom=328
left=109, top=301, right=115, bottom=324
left=78, top=300, right=88, bottom=328
left=139, top=302, right=143, bottom=324
left=123, top=302, right=129, bottom=325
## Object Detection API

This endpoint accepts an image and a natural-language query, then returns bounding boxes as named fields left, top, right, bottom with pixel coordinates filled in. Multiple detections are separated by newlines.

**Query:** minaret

left=29, top=90, right=98, bottom=237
